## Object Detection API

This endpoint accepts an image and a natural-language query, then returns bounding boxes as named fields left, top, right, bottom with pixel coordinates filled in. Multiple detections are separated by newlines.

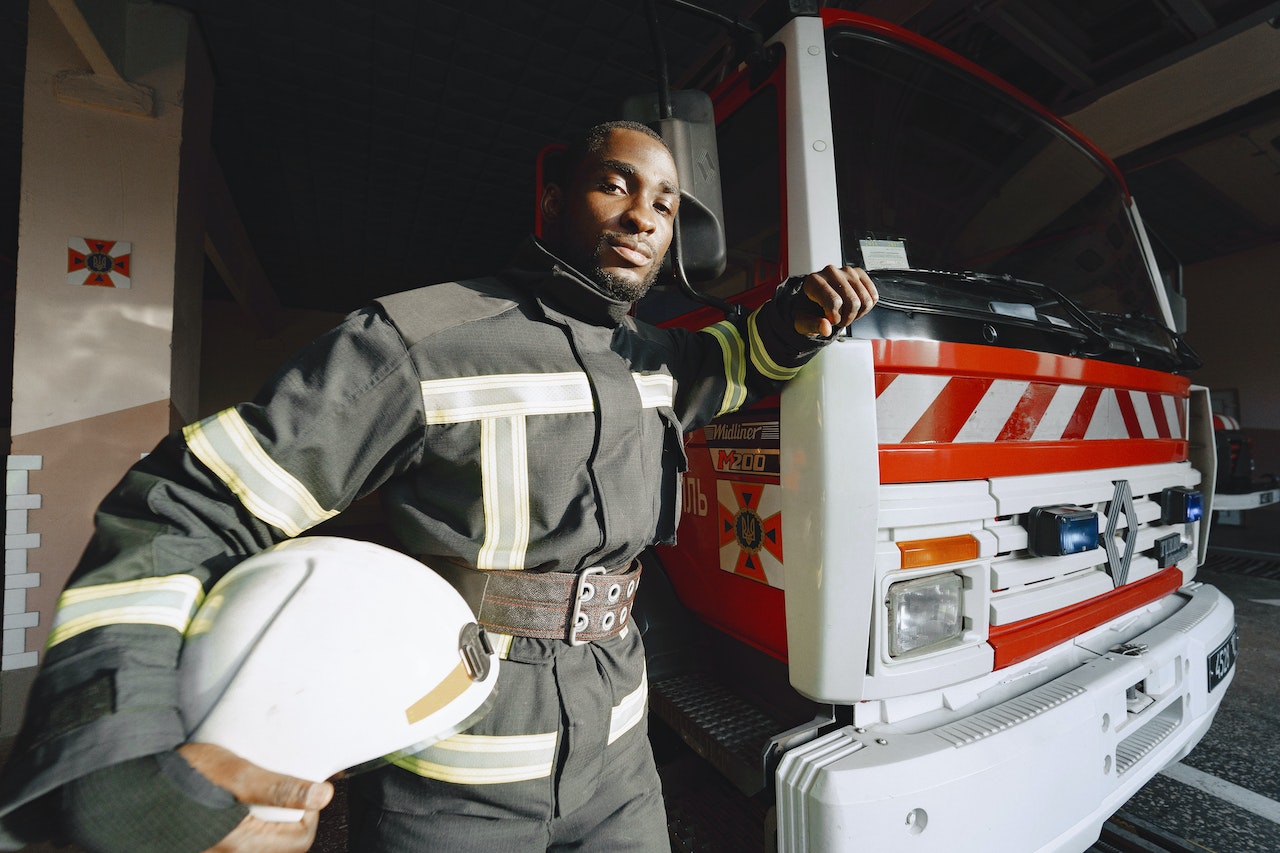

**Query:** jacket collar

left=504, top=237, right=634, bottom=328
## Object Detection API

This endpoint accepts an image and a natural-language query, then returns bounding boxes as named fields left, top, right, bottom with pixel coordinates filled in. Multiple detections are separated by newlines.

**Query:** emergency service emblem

left=68, top=238, right=132, bottom=288
left=717, top=481, right=783, bottom=587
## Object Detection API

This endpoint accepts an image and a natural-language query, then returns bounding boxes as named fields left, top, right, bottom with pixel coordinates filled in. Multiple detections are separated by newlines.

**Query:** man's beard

left=587, top=235, right=663, bottom=303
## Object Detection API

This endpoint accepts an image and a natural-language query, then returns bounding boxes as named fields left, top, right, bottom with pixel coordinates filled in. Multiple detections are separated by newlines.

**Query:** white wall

left=1183, top=240, right=1280, bottom=474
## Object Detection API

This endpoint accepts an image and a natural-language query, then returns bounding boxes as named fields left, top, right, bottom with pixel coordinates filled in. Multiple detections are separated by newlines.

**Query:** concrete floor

left=4, top=507, right=1279, bottom=852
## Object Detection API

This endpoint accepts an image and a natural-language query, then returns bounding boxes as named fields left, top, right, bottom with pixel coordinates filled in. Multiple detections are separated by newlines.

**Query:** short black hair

left=555, top=120, right=671, bottom=187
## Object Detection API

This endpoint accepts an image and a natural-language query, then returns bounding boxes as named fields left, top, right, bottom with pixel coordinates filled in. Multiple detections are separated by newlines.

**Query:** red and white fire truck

left=632, top=9, right=1237, bottom=852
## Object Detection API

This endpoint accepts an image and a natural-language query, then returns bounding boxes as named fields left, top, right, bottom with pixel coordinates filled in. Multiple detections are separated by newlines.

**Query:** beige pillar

left=3, top=0, right=213, bottom=733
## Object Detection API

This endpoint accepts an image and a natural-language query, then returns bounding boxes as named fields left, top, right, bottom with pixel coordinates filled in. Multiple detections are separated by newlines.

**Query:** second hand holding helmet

left=177, top=537, right=499, bottom=821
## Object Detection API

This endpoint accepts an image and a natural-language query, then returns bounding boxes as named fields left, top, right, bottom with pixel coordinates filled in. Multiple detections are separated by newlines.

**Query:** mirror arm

left=671, top=216, right=741, bottom=319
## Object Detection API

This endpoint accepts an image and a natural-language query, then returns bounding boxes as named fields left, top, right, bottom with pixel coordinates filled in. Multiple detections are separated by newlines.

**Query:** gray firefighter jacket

left=0, top=237, right=830, bottom=844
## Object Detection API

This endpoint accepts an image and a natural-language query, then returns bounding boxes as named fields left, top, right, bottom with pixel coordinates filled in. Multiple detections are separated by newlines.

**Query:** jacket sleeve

left=0, top=306, right=426, bottom=842
left=670, top=277, right=833, bottom=432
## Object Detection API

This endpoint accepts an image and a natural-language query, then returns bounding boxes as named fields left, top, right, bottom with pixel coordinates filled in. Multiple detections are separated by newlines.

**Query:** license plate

left=1207, top=628, right=1238, bottom=692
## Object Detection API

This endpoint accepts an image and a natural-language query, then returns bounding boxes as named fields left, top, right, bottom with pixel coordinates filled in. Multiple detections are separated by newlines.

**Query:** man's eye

left=655, top=202, right=673, bottom=216
left=600, top=183, right=624, bottom=194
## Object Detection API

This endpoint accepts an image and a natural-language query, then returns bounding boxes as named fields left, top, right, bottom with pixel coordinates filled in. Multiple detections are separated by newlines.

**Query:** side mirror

left=622, top=90, right=727, bottom=283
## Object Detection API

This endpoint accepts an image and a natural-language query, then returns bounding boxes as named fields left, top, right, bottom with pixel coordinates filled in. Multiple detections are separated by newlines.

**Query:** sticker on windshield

left=859, top=239, right=910, bottom=270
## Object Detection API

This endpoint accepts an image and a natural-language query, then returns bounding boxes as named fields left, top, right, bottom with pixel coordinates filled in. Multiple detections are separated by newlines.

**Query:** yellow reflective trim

left=46, top=608, right=189, bottom=647
left=608, top=671, right=648, bottom=744
left=632, top=372, right=675, bottom=408
left=55, top=574, right=204, bottom=607
left=389, top=756, right=554, bottom=785
left=702, top=321, right=748, bottom=417
left=430, top=732, right=559, bottom=753
left=420, top=372, right=594, bottom=424
left=47, top=575, right=205, bottom=647
left=487, top=631, right=514, bottom=660
left=184, top=409, right=338, bottom=536
left=747, top=307, right=803, bottom=382
left=389, top=730, right=559, bottom=784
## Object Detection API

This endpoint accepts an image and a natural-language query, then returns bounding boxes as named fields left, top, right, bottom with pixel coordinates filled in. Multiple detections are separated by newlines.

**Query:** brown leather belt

left=430, top=560, right=641, bottom=645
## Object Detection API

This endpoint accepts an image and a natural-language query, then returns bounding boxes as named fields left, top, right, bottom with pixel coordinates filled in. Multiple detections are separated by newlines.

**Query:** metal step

left=649, top=672, right=787, bottom=797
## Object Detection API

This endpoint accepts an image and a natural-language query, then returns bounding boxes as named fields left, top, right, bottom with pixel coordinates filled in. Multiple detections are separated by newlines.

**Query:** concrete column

left=3, top=0, right=213, bottom=733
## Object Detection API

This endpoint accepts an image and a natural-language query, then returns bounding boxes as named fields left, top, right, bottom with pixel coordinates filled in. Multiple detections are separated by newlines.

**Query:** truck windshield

left=825, top=28, right=1175, bottom=359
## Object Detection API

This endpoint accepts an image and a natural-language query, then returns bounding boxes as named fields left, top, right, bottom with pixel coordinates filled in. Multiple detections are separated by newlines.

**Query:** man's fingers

left=798, top=265, right=878, bottom=335
left=178, top=743, right=333, bottom=811
left=210, top=808, right=321, bottom=853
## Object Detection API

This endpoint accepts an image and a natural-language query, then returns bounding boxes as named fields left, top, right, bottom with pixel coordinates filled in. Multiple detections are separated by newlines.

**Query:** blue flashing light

left=1161, top=487, right=1204, bottom=525
left=1024, top=505, right=1099, bottom=557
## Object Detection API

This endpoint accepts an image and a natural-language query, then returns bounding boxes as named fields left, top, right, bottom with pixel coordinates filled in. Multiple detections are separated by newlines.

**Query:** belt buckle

left=569, top=567, right=606, bottom=646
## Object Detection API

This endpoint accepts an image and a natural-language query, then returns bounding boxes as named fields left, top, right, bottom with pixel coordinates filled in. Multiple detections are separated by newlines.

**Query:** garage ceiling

left=2, top=0, right=1279, bottom=315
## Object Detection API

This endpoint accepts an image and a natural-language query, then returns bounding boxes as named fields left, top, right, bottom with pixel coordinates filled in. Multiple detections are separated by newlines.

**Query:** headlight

left=887, top=573, right=964, bottom=657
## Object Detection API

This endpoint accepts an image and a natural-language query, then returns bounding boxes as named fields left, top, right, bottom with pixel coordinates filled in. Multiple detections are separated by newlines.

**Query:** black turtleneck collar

left=502, top=236, right=634, bottom=329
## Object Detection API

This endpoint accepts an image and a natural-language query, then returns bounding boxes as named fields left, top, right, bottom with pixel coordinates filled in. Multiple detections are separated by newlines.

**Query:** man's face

left=543, top=128, right=681, bottom=303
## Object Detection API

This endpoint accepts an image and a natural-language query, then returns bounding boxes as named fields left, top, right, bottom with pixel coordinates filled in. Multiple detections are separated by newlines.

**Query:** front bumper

left=776, top=582, right=1235, bottom=853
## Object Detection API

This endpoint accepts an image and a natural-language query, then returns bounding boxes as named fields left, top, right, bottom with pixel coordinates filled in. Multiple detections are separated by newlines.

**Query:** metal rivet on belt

left=607, top=583, right=622, bottom=603
left=579, top=583, right=595, bottom=603
left=574, top=612, right=589, bottom=631
left=619, top=606, right=629, bottom=624
left=626, top=580, right=636, bottom=599
left=601, top=612, right=616, bottom=630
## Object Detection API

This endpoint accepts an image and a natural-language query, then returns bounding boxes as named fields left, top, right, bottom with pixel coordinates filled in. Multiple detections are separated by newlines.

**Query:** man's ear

left=540, top=183, right=563, bottom=226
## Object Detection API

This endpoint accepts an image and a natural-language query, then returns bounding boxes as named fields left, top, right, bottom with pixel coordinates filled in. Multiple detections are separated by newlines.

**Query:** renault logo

left=1103, top=480, right=1139, bottom=587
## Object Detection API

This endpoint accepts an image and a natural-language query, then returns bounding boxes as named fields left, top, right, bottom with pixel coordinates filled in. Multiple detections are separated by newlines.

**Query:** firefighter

left=0, top=121, right=876, bottom=852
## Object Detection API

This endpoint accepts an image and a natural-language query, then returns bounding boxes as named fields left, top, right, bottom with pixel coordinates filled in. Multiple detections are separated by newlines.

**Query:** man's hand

left=794, top=265, right=878, bottom=337
left=178, top=743, right=333, bottom=853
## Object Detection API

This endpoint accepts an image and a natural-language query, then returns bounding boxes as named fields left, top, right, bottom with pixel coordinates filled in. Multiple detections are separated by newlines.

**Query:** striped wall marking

left=4, top=455, right=43, bottom=672
left=1114, top=389, right=1144, bottom=439
left=901, top=377, right=994, bottom=444
left=1083, top=390, right=1125, bottom=441
left=875, top=374, right=1186, bottom=446
left=1030, top=383, right=1086, bottom=441
left=1130, top=389, right=1160, bottom=438
left=1148, top=392, right=1172, bottom=439
left=992, top=381, right=1053, bottom=442
left=1165, top=395, right=1184, bottom=439
left=1062, top=386, right=1103, bottom=440
left=870, top=339, right=1191, bottom=396
left=874, top=372, right=896, bottom=397
left=876, top=374, right=951, bottom=444
left=955, top=379, right=1027, bottom=443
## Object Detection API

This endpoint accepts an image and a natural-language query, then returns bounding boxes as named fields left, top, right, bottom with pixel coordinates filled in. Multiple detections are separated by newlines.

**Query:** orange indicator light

left=897, top=534, right=980, bottom=569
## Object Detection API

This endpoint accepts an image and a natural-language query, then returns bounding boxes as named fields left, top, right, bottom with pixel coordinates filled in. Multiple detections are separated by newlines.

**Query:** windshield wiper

left=960, top=272, right=1107, bottom=339
left=1087, top=310, right=1204, bottom=372
left=872, top=269, right=1111, bottom=357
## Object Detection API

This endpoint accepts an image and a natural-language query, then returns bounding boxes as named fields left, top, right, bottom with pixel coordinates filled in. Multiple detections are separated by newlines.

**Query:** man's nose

left=621, top=195, right=657, bottom=233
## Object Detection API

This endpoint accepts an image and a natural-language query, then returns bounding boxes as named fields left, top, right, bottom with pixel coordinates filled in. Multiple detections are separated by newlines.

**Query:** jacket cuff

left=59, top=752, right=247, bottom=853
left=758, top=277, right=838, bottom=361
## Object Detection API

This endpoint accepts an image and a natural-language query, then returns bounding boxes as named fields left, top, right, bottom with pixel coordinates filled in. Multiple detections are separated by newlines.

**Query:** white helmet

left=178, top=537, right=498, bottom=820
